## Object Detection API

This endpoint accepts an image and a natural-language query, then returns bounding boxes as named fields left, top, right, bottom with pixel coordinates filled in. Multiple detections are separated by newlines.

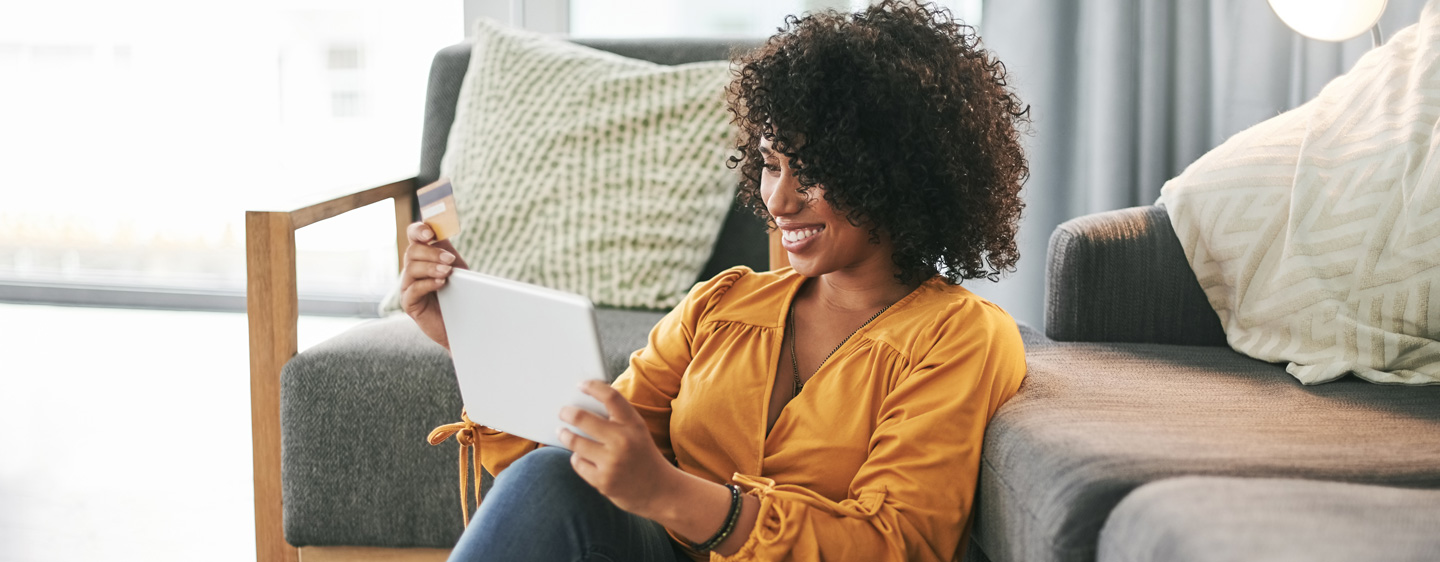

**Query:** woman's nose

left=764, top=172, right=803, bottom=218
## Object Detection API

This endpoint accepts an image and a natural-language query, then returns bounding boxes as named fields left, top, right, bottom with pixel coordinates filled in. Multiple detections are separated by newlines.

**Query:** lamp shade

left=1268, top=0, right=1388, bottom=42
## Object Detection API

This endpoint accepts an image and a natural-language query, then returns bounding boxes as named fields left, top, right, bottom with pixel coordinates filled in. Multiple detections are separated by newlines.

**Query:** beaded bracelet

left=691, top=484, right=743, bottom=552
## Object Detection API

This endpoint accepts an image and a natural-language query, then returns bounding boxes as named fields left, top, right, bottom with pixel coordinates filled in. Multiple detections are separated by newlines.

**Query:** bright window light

left=568, top=0, right=983, bottom=39
left=0, top=0, right=462, bottom=301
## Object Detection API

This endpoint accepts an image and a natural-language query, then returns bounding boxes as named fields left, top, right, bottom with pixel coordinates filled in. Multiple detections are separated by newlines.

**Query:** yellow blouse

left=474, top=266, right=1026, bottom=562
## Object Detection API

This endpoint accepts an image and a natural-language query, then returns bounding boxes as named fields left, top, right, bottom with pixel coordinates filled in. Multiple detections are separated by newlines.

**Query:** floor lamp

left=1269, top=0, right=1389, bottom=46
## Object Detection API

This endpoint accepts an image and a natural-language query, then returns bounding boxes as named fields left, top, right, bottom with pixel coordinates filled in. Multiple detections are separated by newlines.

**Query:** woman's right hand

left=402, top=222, right=469, bottom=350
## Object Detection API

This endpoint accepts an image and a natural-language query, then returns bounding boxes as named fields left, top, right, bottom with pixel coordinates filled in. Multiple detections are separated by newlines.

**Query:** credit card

left=417, top=179, right=462, bottom=242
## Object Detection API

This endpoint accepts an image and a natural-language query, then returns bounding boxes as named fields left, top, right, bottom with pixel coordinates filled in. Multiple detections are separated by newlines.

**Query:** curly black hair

left=726, top=0, right=1030, bottom=285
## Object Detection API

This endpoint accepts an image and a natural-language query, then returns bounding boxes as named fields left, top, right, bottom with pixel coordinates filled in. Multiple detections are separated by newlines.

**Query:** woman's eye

left=763, top=162, right=780, bottom=174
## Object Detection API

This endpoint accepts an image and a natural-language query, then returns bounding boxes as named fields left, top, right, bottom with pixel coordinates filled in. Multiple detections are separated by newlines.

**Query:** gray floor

left=0, top=303, right=366, bottom=562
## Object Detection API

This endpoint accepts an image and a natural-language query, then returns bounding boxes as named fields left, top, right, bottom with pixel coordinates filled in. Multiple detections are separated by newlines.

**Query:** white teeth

left=783, top=228, right=821, bottom=243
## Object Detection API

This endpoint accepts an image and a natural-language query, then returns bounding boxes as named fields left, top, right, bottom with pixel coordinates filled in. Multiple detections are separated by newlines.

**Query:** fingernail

left=420, top=229, right=433, bottom=241
left=440, top=252, right=455, bottom=264
left=436, top=278, right=446, bottom=285
left=436, top=264, right=452, bottom=274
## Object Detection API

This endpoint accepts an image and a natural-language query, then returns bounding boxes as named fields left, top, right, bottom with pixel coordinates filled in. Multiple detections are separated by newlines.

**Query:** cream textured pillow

left=1158, top=2, right=1440, bottom=385
left=439, top=20, right=738, bottom=309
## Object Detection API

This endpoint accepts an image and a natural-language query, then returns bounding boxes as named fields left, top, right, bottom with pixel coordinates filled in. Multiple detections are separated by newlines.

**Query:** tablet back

left=436, top=269, right=609, bottom=449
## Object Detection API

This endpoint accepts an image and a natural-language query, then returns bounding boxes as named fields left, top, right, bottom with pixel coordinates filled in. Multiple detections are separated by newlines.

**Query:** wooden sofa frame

left=245, top=177, right=787, bottom=562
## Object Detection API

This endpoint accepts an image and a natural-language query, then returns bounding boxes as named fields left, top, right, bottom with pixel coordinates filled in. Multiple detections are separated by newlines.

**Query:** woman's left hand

left=559, top=380, right=679, bottom=517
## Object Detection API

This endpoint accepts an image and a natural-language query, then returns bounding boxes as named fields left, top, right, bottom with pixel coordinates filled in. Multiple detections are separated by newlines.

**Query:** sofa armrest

left=1043, top=205, right=1225, bottom=346
left=246, top=177, right=418, bottom=562
left=281, top=316, right=470, bottom=548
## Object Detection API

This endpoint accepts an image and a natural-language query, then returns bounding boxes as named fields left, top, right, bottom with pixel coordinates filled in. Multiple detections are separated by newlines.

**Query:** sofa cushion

left=1157, top=3, right=1440, bottom=385
left=417, top=40, right=768, bottom=288
left=971, top=341, right=1440, bottom=562
left=441, top=19, right=740, bottom=310
left=282, top=308, right=665, bottom=547
left=1098, top=477, right=1440, bottom=562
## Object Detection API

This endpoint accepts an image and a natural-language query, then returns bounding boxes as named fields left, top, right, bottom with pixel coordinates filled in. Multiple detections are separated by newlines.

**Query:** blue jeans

left=448, top=448, right=690, bottom=562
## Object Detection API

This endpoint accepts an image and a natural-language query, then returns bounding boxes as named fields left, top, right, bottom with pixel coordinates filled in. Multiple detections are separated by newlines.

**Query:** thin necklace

left=789, top=299, right=894, bottom=396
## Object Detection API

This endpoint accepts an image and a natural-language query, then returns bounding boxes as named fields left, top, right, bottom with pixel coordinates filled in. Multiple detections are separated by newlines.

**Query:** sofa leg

left=247, top=211, right=301, bottom=562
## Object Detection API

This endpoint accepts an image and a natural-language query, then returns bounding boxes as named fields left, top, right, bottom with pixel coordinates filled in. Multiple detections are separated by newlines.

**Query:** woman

left=402, top=2, right=1030, bottom=560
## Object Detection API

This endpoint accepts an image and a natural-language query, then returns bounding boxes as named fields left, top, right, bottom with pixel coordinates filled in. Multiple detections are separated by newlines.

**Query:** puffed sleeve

left=611, top=266, right=746, bottom=461
left=478, top=267, right=747, bottom=476
left=715, top=299, right=1026, bottom=562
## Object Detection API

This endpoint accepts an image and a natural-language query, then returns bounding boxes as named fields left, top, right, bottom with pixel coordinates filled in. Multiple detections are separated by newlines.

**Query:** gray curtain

left=966, top=0, right=1425, bottom=328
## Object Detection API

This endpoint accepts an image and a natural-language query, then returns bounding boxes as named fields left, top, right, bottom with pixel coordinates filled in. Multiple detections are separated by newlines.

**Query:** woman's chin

left=786, top=256, right=824, bottom=278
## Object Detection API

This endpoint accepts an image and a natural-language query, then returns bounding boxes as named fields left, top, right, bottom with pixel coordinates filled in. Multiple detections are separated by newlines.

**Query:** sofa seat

left=1098, top=477, right=1440, bottom=562
left=972, top=339, right=1440, bottom=562
left=280, top=309, right=666, bottom=548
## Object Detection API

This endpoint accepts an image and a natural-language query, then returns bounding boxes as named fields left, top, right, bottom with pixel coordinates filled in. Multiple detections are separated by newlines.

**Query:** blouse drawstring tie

left=427, top=410, right=484, bottom=525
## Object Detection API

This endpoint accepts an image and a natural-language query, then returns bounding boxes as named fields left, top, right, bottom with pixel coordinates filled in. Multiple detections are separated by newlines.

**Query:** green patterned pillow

left=439, top=20, right=737, bottom=310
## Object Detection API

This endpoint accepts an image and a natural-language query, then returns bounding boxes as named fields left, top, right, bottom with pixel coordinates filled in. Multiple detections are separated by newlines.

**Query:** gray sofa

left=1099, top=477, right=1440, bottom=562
left=968, top=206, right=1440, bottom=562
left=277, top=40, right=1440, bottom=562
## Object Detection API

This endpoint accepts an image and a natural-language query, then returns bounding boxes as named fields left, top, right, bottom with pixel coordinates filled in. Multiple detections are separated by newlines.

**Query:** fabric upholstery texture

left=282, top=316, right=463, bottom=548
left=1044, top=206, right=1225, bottom=346
left=1157, top=3, right=1440, bottom=385
left=417, top=43, right=474, bottom=190
left=282, top=309, right=664, bottom=547
left=1015, top=322, right=1050, bottom=349
left=1098, top=477, right=1440, bottom=562
left=970, top=340, right=1440, bottom=562
left=963, top=537, right=994, bottom=562
left=441, top=20, right=740, bottom=310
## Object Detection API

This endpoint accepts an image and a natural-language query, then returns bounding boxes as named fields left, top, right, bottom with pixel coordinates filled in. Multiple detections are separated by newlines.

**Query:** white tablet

left=436, top=269, right=610, bottom=449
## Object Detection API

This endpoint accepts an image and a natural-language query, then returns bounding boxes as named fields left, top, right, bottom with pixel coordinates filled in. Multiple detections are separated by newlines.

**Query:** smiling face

left=759, top=136, right=896, bottom=280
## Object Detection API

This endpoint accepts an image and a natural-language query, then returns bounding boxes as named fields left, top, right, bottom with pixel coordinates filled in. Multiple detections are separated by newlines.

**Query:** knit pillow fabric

left=439, top=19, right=737, bottom=310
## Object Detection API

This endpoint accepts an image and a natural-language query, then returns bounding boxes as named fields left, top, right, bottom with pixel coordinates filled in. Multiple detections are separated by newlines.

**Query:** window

left=0, top=1, right=462, bottom=311
left=568, top=0, right=983, bottom=38
left=3, top=0, right=983, bottom=312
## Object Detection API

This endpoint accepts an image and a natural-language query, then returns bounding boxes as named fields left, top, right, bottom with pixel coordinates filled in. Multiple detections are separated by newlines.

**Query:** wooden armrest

left=245, top=176, right=417, bottom=562
left=256, top=177, right=414, bottom=227
left=249, top=177, right=418, bottom=268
